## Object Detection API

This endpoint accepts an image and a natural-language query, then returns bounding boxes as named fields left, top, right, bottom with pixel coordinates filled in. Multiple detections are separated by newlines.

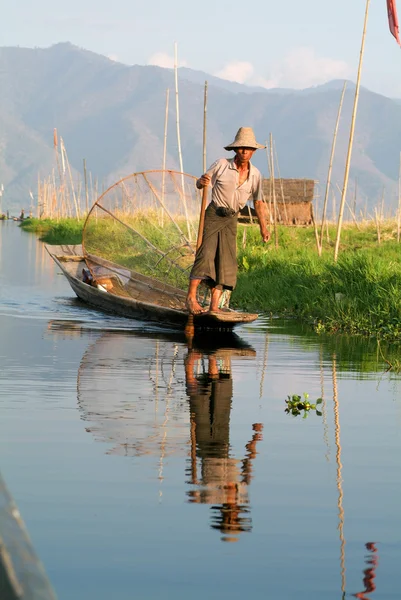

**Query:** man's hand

left=196, top=174, right=211, bottom=189
left=261, top=230, right=270, bottom=243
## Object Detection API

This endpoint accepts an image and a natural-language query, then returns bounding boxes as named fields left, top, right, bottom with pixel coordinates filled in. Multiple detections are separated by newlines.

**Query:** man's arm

left=254, top=200, right=270, bottom=243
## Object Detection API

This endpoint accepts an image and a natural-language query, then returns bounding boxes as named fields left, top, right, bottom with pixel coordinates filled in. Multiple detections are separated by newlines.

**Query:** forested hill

left=1, top=42, right=400, bottom=213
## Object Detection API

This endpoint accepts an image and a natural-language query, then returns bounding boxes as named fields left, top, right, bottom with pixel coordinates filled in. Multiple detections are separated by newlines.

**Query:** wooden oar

left=185, top=80, right=209, bottom=345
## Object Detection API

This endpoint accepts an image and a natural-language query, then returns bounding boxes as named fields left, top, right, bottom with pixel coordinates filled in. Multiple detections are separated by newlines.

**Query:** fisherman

left=186, top=127, right=270, bottom=315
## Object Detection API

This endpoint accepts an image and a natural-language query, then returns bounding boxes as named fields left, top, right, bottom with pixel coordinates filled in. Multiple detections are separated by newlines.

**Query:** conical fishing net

left=82, top=171, right=203, bottom=300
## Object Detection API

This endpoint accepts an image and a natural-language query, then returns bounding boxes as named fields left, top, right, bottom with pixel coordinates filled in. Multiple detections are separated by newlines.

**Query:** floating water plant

left=285, top=393, right=323, bottom=418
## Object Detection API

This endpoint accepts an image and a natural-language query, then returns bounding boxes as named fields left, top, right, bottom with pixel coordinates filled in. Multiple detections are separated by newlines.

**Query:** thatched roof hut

left=239, top=178, right=316, bottom=226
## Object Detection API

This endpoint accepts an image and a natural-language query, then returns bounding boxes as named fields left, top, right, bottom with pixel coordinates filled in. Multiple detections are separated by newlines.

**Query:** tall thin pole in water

left=334, top=0, right=370, bottom=262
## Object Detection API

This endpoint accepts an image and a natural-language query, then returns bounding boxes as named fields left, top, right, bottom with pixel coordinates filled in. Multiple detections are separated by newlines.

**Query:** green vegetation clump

left=21, top=218, right=84, bottom=244
left=285, top=393, right=323, bottom=418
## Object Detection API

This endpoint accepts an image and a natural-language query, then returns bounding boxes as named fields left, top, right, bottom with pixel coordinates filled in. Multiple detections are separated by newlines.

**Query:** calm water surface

left=0, top=222, right=400, bottom=599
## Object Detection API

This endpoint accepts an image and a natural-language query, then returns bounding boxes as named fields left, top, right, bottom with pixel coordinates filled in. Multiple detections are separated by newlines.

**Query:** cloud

left=214, top=61, right=254, bottom=84
left=147, top=52, right=187, bottom=69
left=214, top=48, right=351, bottom=90
left=107, top=54, right=119, bottom=62
left=264, top=47, right=351, bottom=89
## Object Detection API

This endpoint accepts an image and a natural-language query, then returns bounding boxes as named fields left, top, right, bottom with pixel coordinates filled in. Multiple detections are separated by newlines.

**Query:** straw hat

left=224, top=127, right=265, bottom=151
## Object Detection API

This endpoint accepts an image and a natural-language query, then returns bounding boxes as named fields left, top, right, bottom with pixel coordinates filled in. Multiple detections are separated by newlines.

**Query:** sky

left=1, top=0, right=401, bottom=96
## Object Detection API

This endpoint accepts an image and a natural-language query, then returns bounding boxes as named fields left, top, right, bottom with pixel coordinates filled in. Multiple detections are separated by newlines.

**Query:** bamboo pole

left=374, top=206, right=381, bottom=243
left=161, top=88, right=170, bottom=227
left=269, top=133, right=278, bottom=248
left=273, top=140, right=288, bottom=224
left=265, top=141, right=273, bottom=225
left=334, top=0, right=370, bottom=262
left=174, top=42, right=191, bottom=241
left=320, top=81, right=347, bottom=254
left=203, top=81, right=208, bottom=173
left=397, top=152, right=401, bottom=242
left=83, top=158, right=89, bottom=214
left=62, top=138, right=80, bottom=219
left=335, top=183, right=361, bottom=230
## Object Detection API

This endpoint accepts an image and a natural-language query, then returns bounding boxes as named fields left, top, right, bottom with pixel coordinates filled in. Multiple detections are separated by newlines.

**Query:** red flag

left=387, top=0, right=401, bottom=45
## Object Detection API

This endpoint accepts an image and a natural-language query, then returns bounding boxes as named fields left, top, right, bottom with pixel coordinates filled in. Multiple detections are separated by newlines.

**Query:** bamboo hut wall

left=239, top=178, right=316, bottom=226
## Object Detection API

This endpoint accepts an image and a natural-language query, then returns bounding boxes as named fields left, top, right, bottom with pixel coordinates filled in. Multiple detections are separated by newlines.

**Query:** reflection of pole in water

left=259, top=331, right=269, bottom=401
left=157, top=344, right=179, bottom=501
left=332, top=353, right=346, bottom=596
left=320, top=344, right=331, bottom=462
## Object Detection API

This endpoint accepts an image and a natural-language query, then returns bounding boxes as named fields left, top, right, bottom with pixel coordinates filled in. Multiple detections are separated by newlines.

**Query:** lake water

left=0, top=221, right=400, bottom=599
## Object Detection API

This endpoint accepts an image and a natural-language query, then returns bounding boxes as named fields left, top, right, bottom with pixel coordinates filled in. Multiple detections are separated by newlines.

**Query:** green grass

left=235, top=222, right=401, bottom=341
left=22, top=217, right=401, bottom=341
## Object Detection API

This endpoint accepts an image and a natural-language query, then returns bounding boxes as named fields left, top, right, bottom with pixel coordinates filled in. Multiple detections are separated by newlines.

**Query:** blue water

left=0, top=221, right=400, bottom=599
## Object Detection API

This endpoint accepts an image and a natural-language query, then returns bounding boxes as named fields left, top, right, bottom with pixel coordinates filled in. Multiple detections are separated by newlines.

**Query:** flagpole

left=334, top=0, right=370, bottom=262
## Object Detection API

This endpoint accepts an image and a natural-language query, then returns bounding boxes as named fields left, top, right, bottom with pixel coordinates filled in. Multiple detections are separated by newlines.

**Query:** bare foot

left=186, top=297, right=207, bottom=315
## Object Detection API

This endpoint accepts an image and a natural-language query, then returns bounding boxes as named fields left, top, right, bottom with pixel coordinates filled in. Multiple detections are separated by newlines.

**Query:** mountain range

left=0, top=42, right=400, bottom=216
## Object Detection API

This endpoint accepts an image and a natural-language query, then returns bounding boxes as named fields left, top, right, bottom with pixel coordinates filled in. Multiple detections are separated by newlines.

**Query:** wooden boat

left=0, top=471, right=56, bottom=599
left=45, top=244, right=258, bottom=330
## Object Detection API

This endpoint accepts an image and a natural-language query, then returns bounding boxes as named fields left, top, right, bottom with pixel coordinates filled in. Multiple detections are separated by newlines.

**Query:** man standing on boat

left=186, top=127, right=270, bottom=315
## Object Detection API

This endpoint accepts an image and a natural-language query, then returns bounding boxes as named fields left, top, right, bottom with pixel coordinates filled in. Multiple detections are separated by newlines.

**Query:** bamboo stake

left=89, top=172, right=94, bottom=205
left=83, top=158, right=89, bottom=214
left=174, top=42, right=191, bottom=241
left=265, top=141, right=273, bottom=225
left=273, top=140, right=288, bottom=224
left=374, top=206, right=381, bottom=243
left=397, top=152, right=401, bottom=242
left=320, top=81, right=347, bottom=254
left=62, top=138, right=80, bottom=219
left=311, top=202, right=321, bottom=255
left=334, top=0, right=370, bottom=262
left=335, top=183, right=361, bottom=230
left=269, top=133, right=278, bottom=248
left=161, top=88, right=170, bottom=227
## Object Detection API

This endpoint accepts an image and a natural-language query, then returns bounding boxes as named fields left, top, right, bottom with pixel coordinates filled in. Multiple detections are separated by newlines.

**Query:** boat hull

left=45, top=244, right=258, bottom=330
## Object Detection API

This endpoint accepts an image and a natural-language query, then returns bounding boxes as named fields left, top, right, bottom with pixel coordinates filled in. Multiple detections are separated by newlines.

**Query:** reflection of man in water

left=353, top=542, right=378, bottom=599
left=184, top=349, right=263, bottom=542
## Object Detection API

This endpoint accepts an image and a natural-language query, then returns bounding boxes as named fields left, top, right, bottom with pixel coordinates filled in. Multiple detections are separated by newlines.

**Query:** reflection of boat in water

left=60, top=324, right=257, bottom=461
left=55, top=320, right=260, bottom=541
